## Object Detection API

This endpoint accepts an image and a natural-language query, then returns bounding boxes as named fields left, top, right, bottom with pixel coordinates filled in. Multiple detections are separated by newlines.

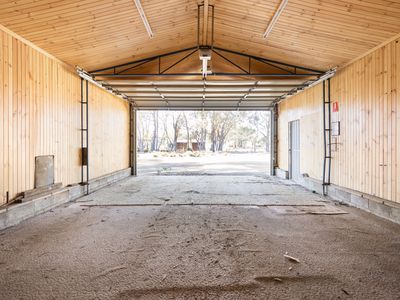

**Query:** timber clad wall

left=0, top=27, right=130, bottom=205
left=277, top=86, right=324, bottom=181
left=278, top=38, right=400, bottom=204
left=89, top=85, right=130, bottom=180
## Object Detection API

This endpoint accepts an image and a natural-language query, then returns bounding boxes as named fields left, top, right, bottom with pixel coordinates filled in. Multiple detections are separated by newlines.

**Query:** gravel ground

left=137, top=152, right=270, bottom=175
left=0, top=175, right=400, bottom=299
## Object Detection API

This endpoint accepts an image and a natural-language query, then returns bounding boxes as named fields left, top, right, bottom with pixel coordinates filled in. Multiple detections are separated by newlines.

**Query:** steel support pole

left=327, top=78, right=332, bottom=185
left=86, top=80, right=89, bottom=195
left=270, top=105, right=278, bottom=176
left=322, top=80, right=331, bottom=196
left=130, top=105, right=137, bottom=176
left=80, top=78, right=84, bottom=184
left=80, top=79, right=90, bottom=195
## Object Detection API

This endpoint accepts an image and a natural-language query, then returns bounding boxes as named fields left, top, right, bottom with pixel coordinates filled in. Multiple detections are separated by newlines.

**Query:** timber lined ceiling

left=0, top=0, right=400, bottom=72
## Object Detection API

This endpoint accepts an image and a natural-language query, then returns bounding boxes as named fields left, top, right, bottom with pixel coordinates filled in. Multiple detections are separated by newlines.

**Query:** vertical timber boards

left=277, top=38, right=400, bottom=204
left=88, top=83, right=130, bottom=180
left=278, top=85, right=324, bottom=181
left=0, top=27, right=130, bottom=205
left=330, top=38, right=400, bottom=203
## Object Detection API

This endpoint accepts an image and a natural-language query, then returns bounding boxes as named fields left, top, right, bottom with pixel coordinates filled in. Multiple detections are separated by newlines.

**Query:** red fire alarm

left=332, top=101, right=339, bottom=112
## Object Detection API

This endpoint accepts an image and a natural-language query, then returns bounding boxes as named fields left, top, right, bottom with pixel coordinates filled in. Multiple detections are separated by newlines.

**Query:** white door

left=289, top=120, right=301, bottom=181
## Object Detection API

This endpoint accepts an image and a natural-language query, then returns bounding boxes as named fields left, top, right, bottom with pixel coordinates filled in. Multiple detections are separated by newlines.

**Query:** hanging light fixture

left=199, top=48, right=212, bottom=78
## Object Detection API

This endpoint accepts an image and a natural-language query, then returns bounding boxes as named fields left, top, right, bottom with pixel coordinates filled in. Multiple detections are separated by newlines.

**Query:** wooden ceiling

left=0, top=0, right=400, bottom=71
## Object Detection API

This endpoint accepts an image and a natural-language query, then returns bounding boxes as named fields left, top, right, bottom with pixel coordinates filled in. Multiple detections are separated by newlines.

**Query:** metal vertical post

left=327, top=78, right=332, bottom=185
left=130, top=104, right=137, bottom=176
left=86, top=80, right=89, bottom=195
left=80, top=79, right=89, bottom=195
left=81, top=78, right=84, bottom=184
left=270, top=104, right=278, bottom=176
left=274, top=105, right=278, bottom=175
left=322, top=80, right=332, bottom=195
left=270, top=105, right=278, bottom=176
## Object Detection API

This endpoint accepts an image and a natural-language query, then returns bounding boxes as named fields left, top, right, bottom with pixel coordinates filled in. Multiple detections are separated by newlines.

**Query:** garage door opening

left=136, top=110, right=272, bottom=176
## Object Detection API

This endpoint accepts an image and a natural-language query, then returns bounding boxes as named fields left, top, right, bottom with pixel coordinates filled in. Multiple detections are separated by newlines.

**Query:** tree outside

left=137, top=111, right=271, bottom=154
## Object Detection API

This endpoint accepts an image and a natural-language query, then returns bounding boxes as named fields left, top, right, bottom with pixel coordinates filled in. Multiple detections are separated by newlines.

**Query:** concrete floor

left=1, top=175, right=400, bottom=299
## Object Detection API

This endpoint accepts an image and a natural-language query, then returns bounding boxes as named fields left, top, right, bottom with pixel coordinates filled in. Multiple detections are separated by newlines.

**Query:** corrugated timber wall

left=277, top=38, right=400, bottom=203
left=0, top=27, right=130, bottom=205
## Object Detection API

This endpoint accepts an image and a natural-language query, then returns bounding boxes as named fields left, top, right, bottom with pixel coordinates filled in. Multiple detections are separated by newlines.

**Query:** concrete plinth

left=0, top=168, right=131, bottom=231
left=300, top=176, right=400, bottom=225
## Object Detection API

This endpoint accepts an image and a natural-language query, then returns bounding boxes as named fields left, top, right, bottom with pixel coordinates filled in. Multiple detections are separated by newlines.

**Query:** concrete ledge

left=0, top=188, right=70, bottom=229
left=69, top=168, right=131, bottom=201
left=0, top=168, right=131, bottom=231
left=299, top=176, right=400, bottom=225
left=299, top=176, right=324, bottom=195
left=275, top=168, right=289, bottom=179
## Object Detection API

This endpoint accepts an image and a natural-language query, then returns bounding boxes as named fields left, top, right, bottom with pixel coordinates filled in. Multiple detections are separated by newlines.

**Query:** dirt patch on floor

left=0, top=175, right=399, bottom=299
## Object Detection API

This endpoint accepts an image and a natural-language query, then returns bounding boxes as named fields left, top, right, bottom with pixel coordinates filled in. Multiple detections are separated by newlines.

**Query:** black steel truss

left=89, top=46, right=324, bottom=77
left=82, top=46, right=333, bottom=110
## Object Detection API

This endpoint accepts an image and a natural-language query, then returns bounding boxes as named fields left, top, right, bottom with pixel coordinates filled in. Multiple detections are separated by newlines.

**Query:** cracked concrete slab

left=77, top=175, right=332, bottom=208
left=0, top=175, right=399, bottom=299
